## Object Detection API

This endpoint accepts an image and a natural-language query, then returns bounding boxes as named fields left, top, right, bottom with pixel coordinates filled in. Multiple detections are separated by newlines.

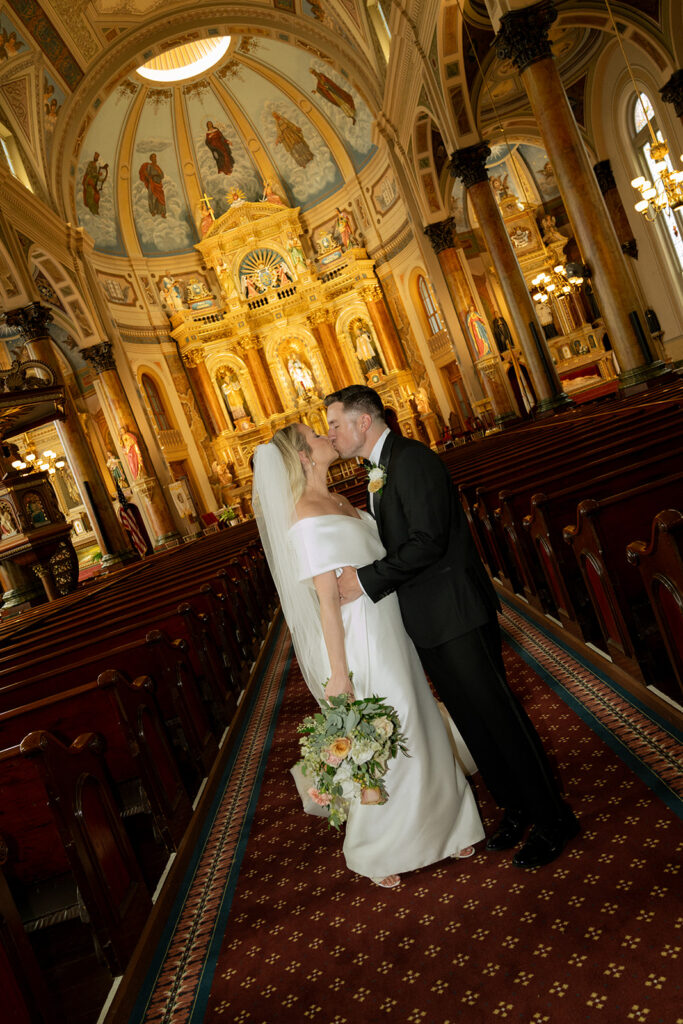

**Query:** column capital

left=593, top=159, right=616, bottom=194
left=496, top=0, right=557, bottom=73
left=307, top=309, right=334, bottom=328
left=660, top=69, right=683, bottom=118
left=181, top=347, right=205, bottom=369
left=450, top=142, right=492, bottom=189
left=5, top=301, right=53, bottom=340
left=240, top=334, right=262, bottom=352
left=82, top=341, right=116, bottom=374
left=360, top=283, right=383, bottom=304
left=424, top=218, right=456, bottom=255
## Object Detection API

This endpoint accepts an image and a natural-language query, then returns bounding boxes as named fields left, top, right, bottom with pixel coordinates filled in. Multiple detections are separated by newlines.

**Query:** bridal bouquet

left=297, top=693, right=409, bottom=830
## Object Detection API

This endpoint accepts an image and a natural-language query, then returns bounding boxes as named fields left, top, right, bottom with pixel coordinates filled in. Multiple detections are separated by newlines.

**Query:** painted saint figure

left=119, top=427, right=144, bottom=481
left=205, top=121, right=234, bottom=175
left=272, top=112, right=314, bottom=168
left=333, top=207, right=355, bottom=250
left=82, top=152, right=108, bottom=216
left=138, top=154, right=166, bottom=218
left=465, top=306, right=493, bottom=360
left=310, top=68, right=356, bottom=124
left=261, top=179, right=285, bottom=205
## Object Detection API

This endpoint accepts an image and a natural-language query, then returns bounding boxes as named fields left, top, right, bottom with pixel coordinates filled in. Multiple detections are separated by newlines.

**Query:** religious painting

left=54, top=462, right=82, bottom=511
left=274, top=0, right=295, bottom=10
left=0, top=502, right=18, bottom=538
left=239, top=249, right=293, bottom=297
left=75, top=88, right=136, bottom=255
left=43, top=72, right=65, bottom=162
left=449, top=182, right=468, bottom=233
left=371, top=171, right=398, bottom=215
left=519, top=143, right=560, bottom=199
left=507, top=213, right=541, bottom=254
left=421, top=172, right=440, bottom=213
left=0, top=12, right=26, bottom=63
left=302, top=1, right=325, bottom=21
left=132, top=93, right=195, bottom=255
left=185, top=88, right=266, bottom=218
left=24, top=492, right=49, bottom=527
left=273, top=111, right=313, bottom=169
left=158, top=275, right=185, bottom=311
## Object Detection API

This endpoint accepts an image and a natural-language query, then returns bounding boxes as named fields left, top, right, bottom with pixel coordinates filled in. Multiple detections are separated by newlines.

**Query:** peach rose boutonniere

left=367, top=464, right=386, bottom=495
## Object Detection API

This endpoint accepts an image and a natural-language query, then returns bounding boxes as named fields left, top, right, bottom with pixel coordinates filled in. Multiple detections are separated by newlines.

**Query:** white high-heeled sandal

left=451, top=845, right=476, bottom=859
left=371, top=874, right=401, bottom=888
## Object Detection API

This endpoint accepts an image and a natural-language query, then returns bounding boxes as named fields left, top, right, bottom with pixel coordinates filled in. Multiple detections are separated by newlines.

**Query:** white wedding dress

left=289, top=510, right=484, bottom=880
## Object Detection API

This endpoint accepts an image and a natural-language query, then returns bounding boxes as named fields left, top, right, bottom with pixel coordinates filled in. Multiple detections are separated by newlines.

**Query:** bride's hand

left=325, top=673, right=354, bottom=699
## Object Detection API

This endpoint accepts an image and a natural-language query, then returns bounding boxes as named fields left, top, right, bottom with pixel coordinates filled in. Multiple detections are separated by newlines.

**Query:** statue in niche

left=286, top=234, right=307, bottom=272
left=0, top=504, right=18, bottom=537
left=106, top=450, right=128, bottom=488
left=352, top=320, right=381, bottom=374
left=275, top=261, right=293, bottom=287
left=333, top=207, right=356, bottom=250
left=119, top=426, right=144, bottom=481
left=287, top=355, right=316, bottom=397
left=220, top=372, right=251, bottom=427
left=492, top=310, right=513, bottom=354
left=465, top=306, right=493, bottom=359
left=159, top=275, right=185, bottom=311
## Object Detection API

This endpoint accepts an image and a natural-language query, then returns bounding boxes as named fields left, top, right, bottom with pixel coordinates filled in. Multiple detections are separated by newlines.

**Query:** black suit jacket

left=358, top=432, right=498, bottom=648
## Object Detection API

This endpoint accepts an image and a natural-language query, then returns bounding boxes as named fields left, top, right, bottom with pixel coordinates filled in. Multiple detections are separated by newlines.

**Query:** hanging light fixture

left=531, top=261, right=585, bottom=303
left=10, top=435, right=65, bottom=475
left=603, top=0, right=683, bottom=221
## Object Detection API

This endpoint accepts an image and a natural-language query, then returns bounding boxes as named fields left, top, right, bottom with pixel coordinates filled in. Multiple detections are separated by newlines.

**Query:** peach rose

left=307, top=787, right=331, bottom=806
left=360, top=786, right=383, bottom=805
left=329, top=737, right=352, bottom=759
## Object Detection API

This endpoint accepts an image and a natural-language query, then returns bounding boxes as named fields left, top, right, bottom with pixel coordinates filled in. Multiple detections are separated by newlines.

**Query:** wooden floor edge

left=103, top=611, right=283, bottom=1024
left=498, top=588, right=683, bottom=732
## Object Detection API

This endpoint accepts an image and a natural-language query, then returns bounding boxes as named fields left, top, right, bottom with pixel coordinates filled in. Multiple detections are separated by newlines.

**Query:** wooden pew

left=0, top=669, right=192, bottom=862
left=627, top=509, right=683, bottom=703
left=563, top=473, right=683, bottom=685
left=0, top=731, right=151, bottom=977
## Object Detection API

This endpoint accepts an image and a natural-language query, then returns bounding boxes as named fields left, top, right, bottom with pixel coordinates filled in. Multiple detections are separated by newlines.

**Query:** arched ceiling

left=72, top=32, right=377, bottom=257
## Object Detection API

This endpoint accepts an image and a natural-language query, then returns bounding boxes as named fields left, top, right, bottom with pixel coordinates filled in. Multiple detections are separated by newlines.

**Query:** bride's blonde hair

left=272, top=423, right=312, bottom=503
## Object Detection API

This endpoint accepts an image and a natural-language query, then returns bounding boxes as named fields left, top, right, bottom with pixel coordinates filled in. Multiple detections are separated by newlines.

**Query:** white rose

left=374, top=716, right=394, bottom=740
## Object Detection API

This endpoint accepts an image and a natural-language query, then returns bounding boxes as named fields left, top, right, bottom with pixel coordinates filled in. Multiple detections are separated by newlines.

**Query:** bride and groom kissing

left=252, top=384, right=579, bottom=888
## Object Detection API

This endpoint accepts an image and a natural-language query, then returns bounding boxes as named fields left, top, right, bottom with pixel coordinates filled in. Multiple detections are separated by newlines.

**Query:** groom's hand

left=337, top=566, right=362, bottom=604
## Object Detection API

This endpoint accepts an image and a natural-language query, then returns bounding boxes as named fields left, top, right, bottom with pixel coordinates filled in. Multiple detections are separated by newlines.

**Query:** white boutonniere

left=367, top=464, right=386, bottom=494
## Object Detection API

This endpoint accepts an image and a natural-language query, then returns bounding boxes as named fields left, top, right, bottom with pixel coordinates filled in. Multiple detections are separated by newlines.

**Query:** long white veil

left=252, top=443, right=327, bottom=704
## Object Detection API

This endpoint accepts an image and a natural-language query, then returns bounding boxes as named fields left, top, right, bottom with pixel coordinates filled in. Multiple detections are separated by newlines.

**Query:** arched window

left=630, top=91, right=683, bottom=274
left=417, top=275, right=444, bottom=335
left=141, top=374, right=172, bottom=431
left=0, top=123, right=33, bottom=191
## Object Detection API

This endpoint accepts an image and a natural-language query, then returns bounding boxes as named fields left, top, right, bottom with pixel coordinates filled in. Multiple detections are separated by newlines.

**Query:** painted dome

left=73, top=34, right=376, bottom=258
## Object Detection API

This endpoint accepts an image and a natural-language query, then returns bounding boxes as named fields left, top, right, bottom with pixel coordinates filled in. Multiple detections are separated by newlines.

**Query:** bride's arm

left=312, top=569, right=354, bottom=698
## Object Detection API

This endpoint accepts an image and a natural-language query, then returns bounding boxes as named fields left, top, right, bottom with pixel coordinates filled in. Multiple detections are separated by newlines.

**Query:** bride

left=252, top=423, right=484, bottom=887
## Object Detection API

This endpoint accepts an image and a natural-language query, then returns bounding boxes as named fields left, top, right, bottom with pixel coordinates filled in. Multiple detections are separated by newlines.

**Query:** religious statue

left=491, top=310, right=513, bottom=354
left=490, top=173, right=510, bottom=201
left=198, top=202, right=214, bottom=237
left=275, top=261, right=293, bottom=287
left=414, top=387, right=431, bottom=417
left=227, top=186, right=247, bottom=206
left=354, top=321, right=380, bottom=373
left=333, top=208, right=356, bottom=250
left=82, top=152, right=108, bottom=215
left=106, top=450, right=127, bottom=488
left=261, top=179, right=285, bottom=205
left=310, top=68, right=356, bottom=124
left=242, top=273, right=259, bottom=298
left=138, top=154, right=166, bottom=218
left=540, top=214, right=565, bottom=245
left=220, top=373, right=250, bottom=424
left=0, top=504, right=18, bottom=537
left=205, top=121, right=234, bottom=175
left=272, top=112, right=314, bottom=168
left=286, top=235, right=307, bottom=271
left=287, top=356, right=315, bottom=397
left=159, top=275, right=185, bottom=311
left=465, top=306, right=493, bottom=359
left=119, top=427, right=144, bottom=481
left=212, top=459, right=233, bottom=489
left=536, top=300, right=558, bottom=338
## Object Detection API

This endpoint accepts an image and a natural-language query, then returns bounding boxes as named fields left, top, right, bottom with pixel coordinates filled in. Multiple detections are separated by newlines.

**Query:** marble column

left=241, top=337, right=282, bottom=417
left=496, top=0, right=666, bottom=389
left=450, top=143, right=569, bottom=414
left=660, top=69, right=683, bottom=125
left=361, top=284, right=407, bottom=372
left=308, top=313, right=351, bottom=389
left=593, top=159, right=638, bottom=259
left=6, top=304, right=130, bottom=565
left=82, top=341, right=179, bottom=547
left=424, top=219, right=519, bottom=424
left=182, top=348, right=229, bottom=436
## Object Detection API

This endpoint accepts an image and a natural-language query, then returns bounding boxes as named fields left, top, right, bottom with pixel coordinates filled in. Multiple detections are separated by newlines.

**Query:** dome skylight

left=137, top=37, right=231, bottom=83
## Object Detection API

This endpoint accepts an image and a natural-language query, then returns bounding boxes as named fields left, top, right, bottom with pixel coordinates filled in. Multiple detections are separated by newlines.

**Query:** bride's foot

left=451, top=845, right=476, bottom=859
left=371, top=874, right=401, bottom=888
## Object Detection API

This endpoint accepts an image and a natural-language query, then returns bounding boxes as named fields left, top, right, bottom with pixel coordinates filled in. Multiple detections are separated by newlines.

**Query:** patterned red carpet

left=132, top=609, right=683, bottom=1024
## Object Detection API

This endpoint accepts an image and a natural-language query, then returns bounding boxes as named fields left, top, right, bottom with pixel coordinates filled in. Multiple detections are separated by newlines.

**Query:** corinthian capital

left=660, top=70, right=683, bottom=118
left=450, top=143, right=492, bottom=189
left=82, top=341, right=116, bottom=374
left=496, top=0, right=557, bottom=73
left=424, top=218, right=456, bottom=255
left=181, top=347, right=204, bottom=369
left=5, top=302, right=53, bottom=340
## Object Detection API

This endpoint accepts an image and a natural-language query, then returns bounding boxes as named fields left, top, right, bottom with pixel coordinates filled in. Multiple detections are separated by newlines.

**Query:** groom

left=325, top=385, right=579, bottom=868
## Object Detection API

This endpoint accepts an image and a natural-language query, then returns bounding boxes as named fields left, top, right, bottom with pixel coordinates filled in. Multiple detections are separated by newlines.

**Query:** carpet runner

left=129, top=606, right=683, bottom=1024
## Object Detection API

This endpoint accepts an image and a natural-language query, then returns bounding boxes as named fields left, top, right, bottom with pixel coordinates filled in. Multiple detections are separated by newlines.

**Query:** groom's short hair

left=324, top=385, right=383, bottom=420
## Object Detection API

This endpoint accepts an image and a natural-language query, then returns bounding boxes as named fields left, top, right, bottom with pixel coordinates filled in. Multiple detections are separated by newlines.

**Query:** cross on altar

left=200, top=192, right=215, bottom=219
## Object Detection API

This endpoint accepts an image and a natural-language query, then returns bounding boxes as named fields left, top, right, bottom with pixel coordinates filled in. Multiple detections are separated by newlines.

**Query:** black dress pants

left=416, top=617, right=566, bottom=824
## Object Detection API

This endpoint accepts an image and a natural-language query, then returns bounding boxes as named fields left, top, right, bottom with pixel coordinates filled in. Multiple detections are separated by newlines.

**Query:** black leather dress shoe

left=485, top=810, right=529, bottom=851
left=512, top=812, right=580, bottom=869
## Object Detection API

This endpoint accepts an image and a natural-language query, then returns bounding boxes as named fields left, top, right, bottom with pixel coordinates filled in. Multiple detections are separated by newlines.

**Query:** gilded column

left=660, top=70, right=683, bottom=126
left=424, top=219, right=519, bottom=424
left=82, top=341, right=179, bottom=547
left=308, top=313, right=351, bottom=389
left=496, top=0, right=666, bottom=389
left=450, top=143, right=569, bottom=413
left=361, top=284, right=407, bottom=372
left=241, top=337, right=282, bottom=417
left=6, top=304, right=130, bottom=565
left=182, top=348, right=229, bottom=436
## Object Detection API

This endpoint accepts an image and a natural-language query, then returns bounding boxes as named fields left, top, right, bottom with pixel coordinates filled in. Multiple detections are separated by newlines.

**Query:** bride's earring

left=310, top=459, right=316, bottom=466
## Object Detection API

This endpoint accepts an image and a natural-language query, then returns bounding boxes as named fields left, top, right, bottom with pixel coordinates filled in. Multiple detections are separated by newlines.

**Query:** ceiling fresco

left=70, top=33, right=376, bottom=257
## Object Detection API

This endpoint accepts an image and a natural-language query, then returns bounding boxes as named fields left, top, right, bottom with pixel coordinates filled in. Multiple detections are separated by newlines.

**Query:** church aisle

left=128, top=611, right=682, bottom=1024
